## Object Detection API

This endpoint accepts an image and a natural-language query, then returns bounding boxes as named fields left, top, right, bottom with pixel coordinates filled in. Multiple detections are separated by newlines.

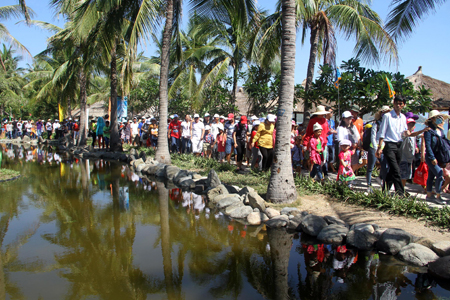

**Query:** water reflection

left=0, top=143, right=449, bottom=299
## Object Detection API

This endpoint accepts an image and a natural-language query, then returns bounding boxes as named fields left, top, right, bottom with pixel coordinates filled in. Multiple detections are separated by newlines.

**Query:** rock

left=165, top=166, right=180, bottom=181
left=253, top=208, right=260, bottom=213
left=194, top=185, right=206, bottom=194
left=229, top=206, right=253, bottom=219
left=224, top=184, right=240, bottom=194
left=265, top=208, right=280, bottom=219
left=432, top=241, right=450, bottom=257
left=349, top=223, right=374, bottom=234
left=206, top=170, right=221, bottom=188
left=37, top=136, right=44, bottom=143
left=261, top=213, right=269, bottom=222
left=129, top=148, right=138, bottom=156
left=145, top=157, right=156, bottom=164
left=206, top=184, right=229, bottom=201
left=136, top=163, right=147, bottom=173
left=238, top=186, right=255, bottom=197
left=139, top=151, right=146, bottom=161
left=119, top=154, right=128, bottom=162
left=155, top=166, right=166, bottom=177
left=192, top=173, right=203, bottom=180
left=323, top=216, right=347, bottom=227
left=377, top=228, right=412, bottom=255
left=300, top=215, right=328, bottom=237
left=414, top=237, right=434, bottom=250
left=373, top=228, right=388, bottom=239
left=224, top=202, right=245, bottom=215
left=247, top=191, right=266, bottom=212
left=317, top=224, right=349, bottom=244
left=397, top=243, right=439, bottom=266
left=173, top=170, right=191, bottom=184
left=287, top=214, right=305, bottom=231
left=280, top=207, right=300, bottom=216
left=247, top=212, right=261, bottom=225
left=347, top=230, right=378, bottom=251
left=22, top=135, right=31, bottom=143
left=179, top=178, right=195, bottom=189
left=265, top=215, right=289, bottom=228
left=131, top=158, right=144, bottom=168
left=217, top=195, right=241, bottom=209
left=211, top=194, right=233, bottom=204
left=428, top=256, right=450, bottom=279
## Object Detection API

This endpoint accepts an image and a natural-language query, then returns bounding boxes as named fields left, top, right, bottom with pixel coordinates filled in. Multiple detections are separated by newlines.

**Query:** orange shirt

left=353, top=118, right=364, bottom=136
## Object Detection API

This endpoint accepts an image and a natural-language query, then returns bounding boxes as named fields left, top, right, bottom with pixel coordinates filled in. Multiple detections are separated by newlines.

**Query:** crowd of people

left=3, top=95, right=450, bottom=204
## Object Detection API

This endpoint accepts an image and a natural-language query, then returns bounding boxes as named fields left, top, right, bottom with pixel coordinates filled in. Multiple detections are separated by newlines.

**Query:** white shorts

left=192, top=138, right=203, bottom=153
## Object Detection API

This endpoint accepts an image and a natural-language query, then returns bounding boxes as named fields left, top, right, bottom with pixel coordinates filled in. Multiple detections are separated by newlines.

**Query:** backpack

left=430, top=129, right=450, bottom=164
left=362, top=120, right=379, bottom=151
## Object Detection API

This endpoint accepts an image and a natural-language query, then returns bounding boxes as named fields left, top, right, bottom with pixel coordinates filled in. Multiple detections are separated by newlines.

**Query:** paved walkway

left=302, top=169, right=450, bottom=209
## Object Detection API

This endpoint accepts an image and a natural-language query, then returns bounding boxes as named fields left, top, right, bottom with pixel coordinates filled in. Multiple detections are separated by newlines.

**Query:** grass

left=124, top=146, right=450, bottom=228
left=0, top=169, right=20, bottom=181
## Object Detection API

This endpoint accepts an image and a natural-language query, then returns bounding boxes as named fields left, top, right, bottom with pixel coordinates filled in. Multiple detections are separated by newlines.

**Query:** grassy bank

left=0, top=169, right=20, bottom=181
left=126, top=146, right=450, bottom=228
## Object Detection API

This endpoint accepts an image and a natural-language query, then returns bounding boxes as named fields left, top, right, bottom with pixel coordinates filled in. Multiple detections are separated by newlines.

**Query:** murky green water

left=0, top=144, right=449, bottom=300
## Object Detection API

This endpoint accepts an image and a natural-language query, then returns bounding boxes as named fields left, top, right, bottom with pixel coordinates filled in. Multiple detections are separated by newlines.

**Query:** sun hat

left=404, top=112, right=419, bottom=120
left=251, top=115, right=258, bottom=120
left=313, top=122, right=322, bottom=131
left=219, top=115, right=225, bottom=119
left=311, top=105, right=329, bottom=116
left=218, top=123, right=224, bottom=131
left=340, top=139, right=352, bottom=147
left=378, top=105, right=391, bottom=113
left=267, top=114, right=276, bottom=122
left=240, top=116, right=247, bottom=124
left=205, top=125, right=211, bottom=130
left=426, top=110, right=448, bottom=122
left=253, top=120, right=260, bottom=126
left=169, top=115, right=174, bottom=119
left=342, top=111, right=352, bottom=118
left=204, top=113, right=210, bottom=117
left=292, top=120, right=296, bottom=126
left=350, top=105, right=360, bottom=112
left=194, top=114, right=200, bottom=118
left=173, top=114, right=179, bottom=118
left=407, top=118, right=416, bottom=124
left=228, top=113, right=234, bottom=121
left=213, top=114, right=219, bottom=118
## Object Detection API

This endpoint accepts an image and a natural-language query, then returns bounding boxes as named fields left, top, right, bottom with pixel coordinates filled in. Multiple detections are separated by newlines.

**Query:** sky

left=3, top=0, right=450, bottom=85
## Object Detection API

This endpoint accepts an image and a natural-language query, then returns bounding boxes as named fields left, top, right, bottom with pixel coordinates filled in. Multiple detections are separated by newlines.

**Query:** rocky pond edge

left=3, top=137, right=450, bottom=280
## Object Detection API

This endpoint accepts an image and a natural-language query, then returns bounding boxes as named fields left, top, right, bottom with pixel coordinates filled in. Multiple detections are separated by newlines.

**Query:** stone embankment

left=3, top=138, right=450, bottom=280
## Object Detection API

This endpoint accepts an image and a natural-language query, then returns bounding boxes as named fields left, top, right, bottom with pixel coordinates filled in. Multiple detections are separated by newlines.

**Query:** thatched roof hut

left=407, top=66, right=450, bottom=110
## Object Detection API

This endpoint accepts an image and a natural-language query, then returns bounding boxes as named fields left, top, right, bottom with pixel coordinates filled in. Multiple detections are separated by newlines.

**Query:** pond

left=0, top=143, right=449, bottom=300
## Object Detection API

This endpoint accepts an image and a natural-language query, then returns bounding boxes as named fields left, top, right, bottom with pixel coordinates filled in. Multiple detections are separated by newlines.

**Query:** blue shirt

left=327, top=119, right=335, bottom=146
left=379, top=110, right=407, bottom=143
left=138, top=122, right=143, bottom=135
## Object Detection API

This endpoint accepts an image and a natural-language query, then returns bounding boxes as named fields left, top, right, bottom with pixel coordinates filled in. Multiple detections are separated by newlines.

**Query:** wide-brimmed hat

left=426, top=110, right=449, bottom=122
left=313, top=122, right=322, bottom=131
left=267, top=114, right=276, bottom=122
left=312, top=105, right=328, bottom=116
left=350, top=105, right=360, bottom=112
left=404, top=112, right=419, bottom=120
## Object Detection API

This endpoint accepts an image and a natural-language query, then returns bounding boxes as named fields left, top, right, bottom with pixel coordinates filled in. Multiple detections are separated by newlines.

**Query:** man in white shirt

left=53, top=119, right=60, bottom=139
left=130, top=117, right=140, bottom=146
left=181, top=114, right=192, bottom=153
left=46, top=119, right=53, bottom=139
left=6, top=121, right=13, bottom=139
left=377, top=95, right=428, bottom=196
left=16, top=121, right=23, bottom=137
left=191, top=114, right=205, bottom=155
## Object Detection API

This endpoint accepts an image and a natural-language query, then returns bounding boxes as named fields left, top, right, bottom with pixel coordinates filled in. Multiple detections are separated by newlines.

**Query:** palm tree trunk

left=67, top=98, right=72, bottom=119
left=232, top=64, right=239, bottom=104
left=304, top=23, right=320, bottom=121
left=268, top=228, right=293, bottom=300
left=77, top=69, right=87, bottom=146
left=266, top=0, right=298, bottom=203
left=158, top=182, right=174, bottom=298
left=155, top=0, right=174, bottom=165
left=110, top=39, right=122, bottom=152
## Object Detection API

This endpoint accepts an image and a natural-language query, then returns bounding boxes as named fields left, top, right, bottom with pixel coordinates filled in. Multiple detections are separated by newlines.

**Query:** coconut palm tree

left=265, top=0, right=298, bottom=203
left=386, top=0, right=448, bottom=42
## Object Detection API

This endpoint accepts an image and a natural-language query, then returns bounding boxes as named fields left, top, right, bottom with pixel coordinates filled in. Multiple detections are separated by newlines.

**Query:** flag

left=58, top=103, right=64, bottom=122
left=334, top=68, right=341, bottom=89
left=385, top=76, right=396, bottom=98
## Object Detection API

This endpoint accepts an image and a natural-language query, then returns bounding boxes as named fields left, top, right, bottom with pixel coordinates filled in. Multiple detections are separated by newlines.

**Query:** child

left=216, top=124, right=226, bottom=163
left=399, top=118, right=417, bottom=187
left=337, top=139, right=355, bottom=187
left=291, top=136, right=302, bottom=176
left=203, top=125, right=215, bottom=158
left=309, top=123, right=325, bottom=181
left=103, top=121, right=111, bottom=149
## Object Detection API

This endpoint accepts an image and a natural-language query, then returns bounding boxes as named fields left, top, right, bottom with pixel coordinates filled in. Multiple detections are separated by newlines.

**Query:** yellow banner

left=58, top=104, right=64, bottom=122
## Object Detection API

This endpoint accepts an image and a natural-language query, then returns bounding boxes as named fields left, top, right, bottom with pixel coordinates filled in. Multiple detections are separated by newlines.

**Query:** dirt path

left=297, top=194, right=450, bottom=242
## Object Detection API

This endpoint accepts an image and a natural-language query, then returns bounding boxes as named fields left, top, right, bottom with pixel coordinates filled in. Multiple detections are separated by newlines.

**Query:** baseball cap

left=204, top=113, right=210, bottom=117
left=219, top=115, right=225, bottom=119
left=253, top=120, right=260, bottom=126
left=340, top=139, right=352, bottom=146
left=194, top=114, right=200, bottom=118
left=240, top=116, right=247, bottom=124
left=267, top=114, right=276, bottom=122
left=228, top=113, right=234, bottom=120
left=342, top=111, right=352, bottom=118
left=169, top=115, right=174, bottom=119
left=205, top=125, right=211, bottom=130
left=213, top=114, right=219, bottom=118
left=251, top=115, right=258, bottom=120
left=407, top=118, right=416, bottom=124
left=173, top=114, right=179, bottom=118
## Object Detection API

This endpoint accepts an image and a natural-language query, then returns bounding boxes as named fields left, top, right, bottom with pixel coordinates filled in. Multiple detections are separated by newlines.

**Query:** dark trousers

left=383, top=142, right=404, bottom=195
left=259, top=146, right=274, bottom=171
left=235, top=140, right=246, bottom=163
